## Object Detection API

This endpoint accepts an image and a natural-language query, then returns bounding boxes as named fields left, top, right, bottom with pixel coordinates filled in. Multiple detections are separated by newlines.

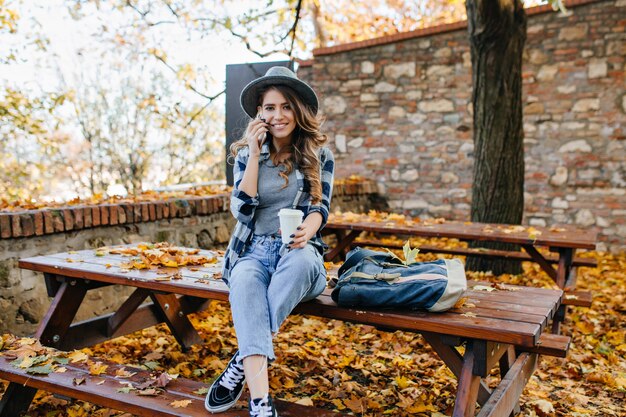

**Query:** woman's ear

left=256, top=106, right=262, bottom=118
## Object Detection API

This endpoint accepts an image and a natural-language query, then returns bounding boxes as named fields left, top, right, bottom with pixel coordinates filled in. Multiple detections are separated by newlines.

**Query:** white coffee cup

left=278, top=208, right=304, bottom=244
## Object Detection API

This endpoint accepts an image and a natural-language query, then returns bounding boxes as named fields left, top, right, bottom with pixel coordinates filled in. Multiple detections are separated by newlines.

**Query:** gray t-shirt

left=254, top=158, right=298, bottom=235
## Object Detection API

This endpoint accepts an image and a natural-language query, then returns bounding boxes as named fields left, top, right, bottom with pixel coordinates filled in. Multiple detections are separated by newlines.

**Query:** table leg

left=551, top=305, right=565, bottom=334
left=0, top=382, right=37, bottom=417
left=550, top=248, right=574, bottom=333
left=521, top=245, right=557, bottom=281
left=476, top=353, right=537, bottom=417
left=150, top=292, right=203, bottom=351
left=324, top=230, right=360, bottom=262
left=107, top=288, right=151, bottom=336
left=453, top=341, right=481, bottom=417
left=44, top=272, right=62, bottom=297
left=35, top=279, right=87, bottom=349
left=556, top=248, right=574, bottom=290
left=422, top=333, right=492, bottom=405
left=498, top=346, right=520, bottom=417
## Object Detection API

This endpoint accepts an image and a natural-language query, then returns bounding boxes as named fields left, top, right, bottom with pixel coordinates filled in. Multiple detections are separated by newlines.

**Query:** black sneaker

left=249, top=394, right=278, bottom=417
left=205, top=351, right=246, bottom=413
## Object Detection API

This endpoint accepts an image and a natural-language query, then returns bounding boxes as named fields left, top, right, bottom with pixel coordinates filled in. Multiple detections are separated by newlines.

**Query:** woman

left=205, top=66, right=335, bottom=417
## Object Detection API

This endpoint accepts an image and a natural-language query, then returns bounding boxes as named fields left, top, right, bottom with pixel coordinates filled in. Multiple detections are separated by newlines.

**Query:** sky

left=1, top=0, right=286, bottom=101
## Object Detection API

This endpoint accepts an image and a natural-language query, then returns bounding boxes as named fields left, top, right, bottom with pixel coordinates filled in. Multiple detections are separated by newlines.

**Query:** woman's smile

left=259, top=89, right=296, bottom=141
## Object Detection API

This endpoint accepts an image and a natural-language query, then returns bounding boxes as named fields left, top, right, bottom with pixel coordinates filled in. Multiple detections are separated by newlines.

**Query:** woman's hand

left=287, top=224, right=314, bottom=249
left=287, top=212, right=323, bottom=249
left=245, top=116, right=270, bottom=157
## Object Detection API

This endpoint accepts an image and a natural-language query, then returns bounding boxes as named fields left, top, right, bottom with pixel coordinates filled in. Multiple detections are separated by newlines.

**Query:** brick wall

left=298, top=0, right=625, bottom=252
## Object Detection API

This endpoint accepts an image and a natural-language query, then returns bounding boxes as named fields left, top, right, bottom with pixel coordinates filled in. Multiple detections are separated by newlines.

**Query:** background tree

left=0, top=0, right=69, bottom=202
left=464, top=0, right=527, bottom=275
left=464, top=0, right=567, bottom=275
left=2, top=0, right=225, bottom=201
left=63, top=67, right=223, bottom=196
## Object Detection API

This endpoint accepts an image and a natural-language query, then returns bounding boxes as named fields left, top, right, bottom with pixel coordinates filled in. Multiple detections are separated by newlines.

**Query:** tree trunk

left=465, top=0, right=527, bottom=275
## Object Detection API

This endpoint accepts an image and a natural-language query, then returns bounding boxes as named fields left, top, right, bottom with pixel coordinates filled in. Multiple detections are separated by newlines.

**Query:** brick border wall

left=0, top=180, right=379, bottom=240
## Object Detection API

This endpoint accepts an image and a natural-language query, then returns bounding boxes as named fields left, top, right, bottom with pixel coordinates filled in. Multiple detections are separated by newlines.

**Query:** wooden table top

left=20, top=247, right=564, bottom=348
left=325, top=217, right=597, bottom=250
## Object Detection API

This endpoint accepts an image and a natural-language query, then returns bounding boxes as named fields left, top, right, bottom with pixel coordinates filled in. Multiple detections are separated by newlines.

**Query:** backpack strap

left=338, top=248, right=393, bottom=277
left=350, top=271, right=401, bottom=281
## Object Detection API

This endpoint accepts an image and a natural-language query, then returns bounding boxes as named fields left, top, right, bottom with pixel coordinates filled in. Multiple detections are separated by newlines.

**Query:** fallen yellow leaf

left=170, top=399, right=192, bottom=408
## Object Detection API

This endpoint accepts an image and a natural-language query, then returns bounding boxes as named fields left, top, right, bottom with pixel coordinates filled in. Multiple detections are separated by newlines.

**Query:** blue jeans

left=227, top=234, right=327, bottom=361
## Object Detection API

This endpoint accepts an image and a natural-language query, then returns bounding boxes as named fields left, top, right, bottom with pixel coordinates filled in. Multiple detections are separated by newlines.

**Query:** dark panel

left=225, top=61, right=293, bottom=185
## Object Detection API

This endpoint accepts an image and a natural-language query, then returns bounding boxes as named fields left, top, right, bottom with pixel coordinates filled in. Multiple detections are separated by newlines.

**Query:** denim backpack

left=330, top=247, right=467, bottom=312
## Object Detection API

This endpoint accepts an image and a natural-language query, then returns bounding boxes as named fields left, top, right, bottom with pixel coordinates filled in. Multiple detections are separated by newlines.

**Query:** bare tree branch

left=125, top=0, right=148, bottom=18
left=151, top=54, right=224, bottom=102
left=185, top=99, right=218, bottom=129
left=287, top=0, right=303, bottom=57
left=227, top=29, right=290, bottom=57
left=160, top=0, right=180, bottom=19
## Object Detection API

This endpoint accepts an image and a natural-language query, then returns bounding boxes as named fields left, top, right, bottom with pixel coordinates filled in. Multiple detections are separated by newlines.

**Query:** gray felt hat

left=240, top=66, right=319, bottom=118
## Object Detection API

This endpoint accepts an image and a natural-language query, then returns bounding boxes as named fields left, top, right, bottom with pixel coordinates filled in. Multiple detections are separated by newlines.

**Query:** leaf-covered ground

left=2, top=240, right=625, bottom=417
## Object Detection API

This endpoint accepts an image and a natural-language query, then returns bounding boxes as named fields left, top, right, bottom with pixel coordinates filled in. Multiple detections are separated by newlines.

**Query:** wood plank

left=44, top=272, right=62, bottom=297
left=324, top=230, right=360, bottom=261
left=353, top=239, right=597, bottom=267
left=497, top=346, right=521, bottom=416
left=447, top=306, right=548, bottom=328
left=42, top=250, right=223, bottom=276
left=449, top=298, right=553, bottom=318
left=23, top=250, right=564, bottom=308
left=556, top=248, right=574, bottom=289
left=565, top=266, right=578, bottom=291
left=465, top=290, right=560, bottom=310
left=551, top=305, right=565, bottom=334
left=325, top=220, right=597, bottom=250
left=0, top=356, right=340, bottom=417
left=0, top=363, right=210, bottom=417
left=476, top=353, right=538, bottom=417
left=522, top=245, right=558, bottom=281
left=521, top=334, right=570, bottom=358
left=295, top=296, right=542, bottom=347
left=19, top=256, right=228, bottom=299
left=562, top=290, right=592, bottom=307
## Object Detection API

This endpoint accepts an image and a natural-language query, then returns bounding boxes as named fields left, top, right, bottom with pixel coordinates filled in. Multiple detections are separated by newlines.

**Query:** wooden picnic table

left=324, top=218, right=596, bottom=291
left=3, top=246, right=568, bottom=417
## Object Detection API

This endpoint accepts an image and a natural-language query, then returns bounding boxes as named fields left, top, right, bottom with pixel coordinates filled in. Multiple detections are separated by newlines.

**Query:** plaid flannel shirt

left=222, top=142, right=335, bottom=284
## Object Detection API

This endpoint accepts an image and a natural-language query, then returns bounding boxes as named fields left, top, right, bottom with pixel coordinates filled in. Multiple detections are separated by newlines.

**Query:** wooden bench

left=3, top=247, right=571, bottom=417
left=0, top=332, right=570, bottom=417
left=0, top=340, right=335, bottom=417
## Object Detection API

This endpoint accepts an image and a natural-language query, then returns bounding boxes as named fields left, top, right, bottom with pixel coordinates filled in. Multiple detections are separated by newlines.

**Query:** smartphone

left=257, top=113, right=271, bottom=145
